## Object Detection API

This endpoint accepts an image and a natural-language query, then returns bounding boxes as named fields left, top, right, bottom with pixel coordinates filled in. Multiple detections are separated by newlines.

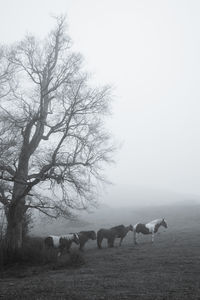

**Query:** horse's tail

left=97, top=229, right=103, bottom=249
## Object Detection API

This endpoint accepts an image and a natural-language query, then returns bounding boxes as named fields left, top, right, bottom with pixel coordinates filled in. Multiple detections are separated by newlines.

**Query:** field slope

left=1, top=205, right=200, bottom=299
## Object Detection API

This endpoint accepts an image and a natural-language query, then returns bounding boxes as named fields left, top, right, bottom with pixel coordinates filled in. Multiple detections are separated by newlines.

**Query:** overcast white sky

left=1, top=0, right=200, bottom=206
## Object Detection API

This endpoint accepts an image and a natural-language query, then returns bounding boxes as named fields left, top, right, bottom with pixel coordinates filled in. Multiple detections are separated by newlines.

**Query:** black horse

left=78, top=230, right=96, bottom=251
left=97, top=224, right=133, bottom=249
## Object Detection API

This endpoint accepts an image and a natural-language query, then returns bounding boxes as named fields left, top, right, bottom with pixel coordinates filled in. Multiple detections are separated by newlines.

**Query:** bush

left=0, top=237, right=85, bottom=270
left=0, top=237, right=57, bottom=268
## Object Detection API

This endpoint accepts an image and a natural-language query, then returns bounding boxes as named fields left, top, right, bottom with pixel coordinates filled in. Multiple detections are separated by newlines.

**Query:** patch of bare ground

left=1, top=225, right=200, bottom=299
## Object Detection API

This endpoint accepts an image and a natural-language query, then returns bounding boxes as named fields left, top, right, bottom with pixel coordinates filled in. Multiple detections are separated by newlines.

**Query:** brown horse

left=78, top=230, right=96, bottom=251
left=97, top=224, right=133, bottom=249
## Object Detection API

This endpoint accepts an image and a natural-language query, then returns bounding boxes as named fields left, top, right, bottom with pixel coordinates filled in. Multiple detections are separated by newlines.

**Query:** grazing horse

left=78, top=230, right=97, bottom=251
left=44, top=233, right=79, bottom=255
left=97, top=224, right=133, bottom=249
left=133, top=218, right=167, bottom=244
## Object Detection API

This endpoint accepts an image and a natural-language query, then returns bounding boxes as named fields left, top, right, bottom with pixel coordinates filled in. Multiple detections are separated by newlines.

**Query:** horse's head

left=161, top=218, right=168, bottom=228
left=128, top=224, right=134, bottom=231
left=73, top=233, right=80, bottom=245
left=90, top=231, right=97, bottom=240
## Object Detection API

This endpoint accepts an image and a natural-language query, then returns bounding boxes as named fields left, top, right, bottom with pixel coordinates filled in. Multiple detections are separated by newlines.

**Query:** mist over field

left=29, top=183, right=200, bottom=239
left=31, top=193, right=200, bottom=238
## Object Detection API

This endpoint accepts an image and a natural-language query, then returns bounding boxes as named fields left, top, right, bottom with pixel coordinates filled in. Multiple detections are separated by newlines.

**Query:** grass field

left=0, top=204, right=200, bottom=299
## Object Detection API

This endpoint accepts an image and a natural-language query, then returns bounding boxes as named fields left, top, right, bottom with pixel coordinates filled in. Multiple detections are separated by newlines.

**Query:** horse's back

left=62, top=233, right=74, bottom=240
left=97, top=228, right=110, bottom=238
left=98, top=225, right=125, bottom=238
left=79, top=230, right=96, bottom=240
left=135, top=223, right=151, bottom=234
left=110, top=224, right=126, bottom=237
left=45, top=235, right=60, bottom=248
left=111, top=224, right=125, bottom=232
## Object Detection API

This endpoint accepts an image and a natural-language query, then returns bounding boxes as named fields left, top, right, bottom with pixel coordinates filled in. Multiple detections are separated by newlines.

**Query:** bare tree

left=0, top=17, right=114, bottom=251
left=0, top=46, right=14, bottom=99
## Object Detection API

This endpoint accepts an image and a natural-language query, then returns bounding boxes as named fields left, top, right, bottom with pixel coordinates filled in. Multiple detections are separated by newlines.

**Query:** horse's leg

left=108, top=236, right=115, bottom=247
left=79, top=239, right=86, bottom=251
left=97, top=235, right=103, bottom=249
left=151, top=232, right=154, bottom=243
left=79, top=241, right=83, bottom=251
left=67, top=240, right=73, bottom=252
left=79, top=236, right=83, bottom=251
left=58, top=244, right=64, bottom=256
left=133, top=230, right=138, bottom=244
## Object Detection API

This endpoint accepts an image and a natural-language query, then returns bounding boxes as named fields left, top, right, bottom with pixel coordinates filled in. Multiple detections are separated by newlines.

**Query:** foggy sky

left=1, top=0, right=200, bottom=206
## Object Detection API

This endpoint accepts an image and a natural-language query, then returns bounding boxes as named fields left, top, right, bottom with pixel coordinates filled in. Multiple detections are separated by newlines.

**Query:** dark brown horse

left=97, top=224, right=133, bottom=249
left=78, top=230, right=96, bottom=251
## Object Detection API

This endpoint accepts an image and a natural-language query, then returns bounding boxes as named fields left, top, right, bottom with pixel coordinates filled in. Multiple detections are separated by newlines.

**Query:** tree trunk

left=6, top=218, right=23, bottom=250
left=5, top=158, right=28, bottom=251
left=5, top=199, right=26, bottom=251
left=5, top=143, right=30, bottom=251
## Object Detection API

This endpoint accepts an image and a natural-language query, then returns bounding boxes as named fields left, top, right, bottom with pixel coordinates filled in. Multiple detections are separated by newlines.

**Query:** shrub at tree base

left=0, top=237, right=85, bottom=270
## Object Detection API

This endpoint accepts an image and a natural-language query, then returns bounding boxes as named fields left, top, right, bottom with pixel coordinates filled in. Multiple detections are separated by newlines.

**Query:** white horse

left=133, top=218, right=167, bottom=244
left=44, top=233, right=80, bottom=256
